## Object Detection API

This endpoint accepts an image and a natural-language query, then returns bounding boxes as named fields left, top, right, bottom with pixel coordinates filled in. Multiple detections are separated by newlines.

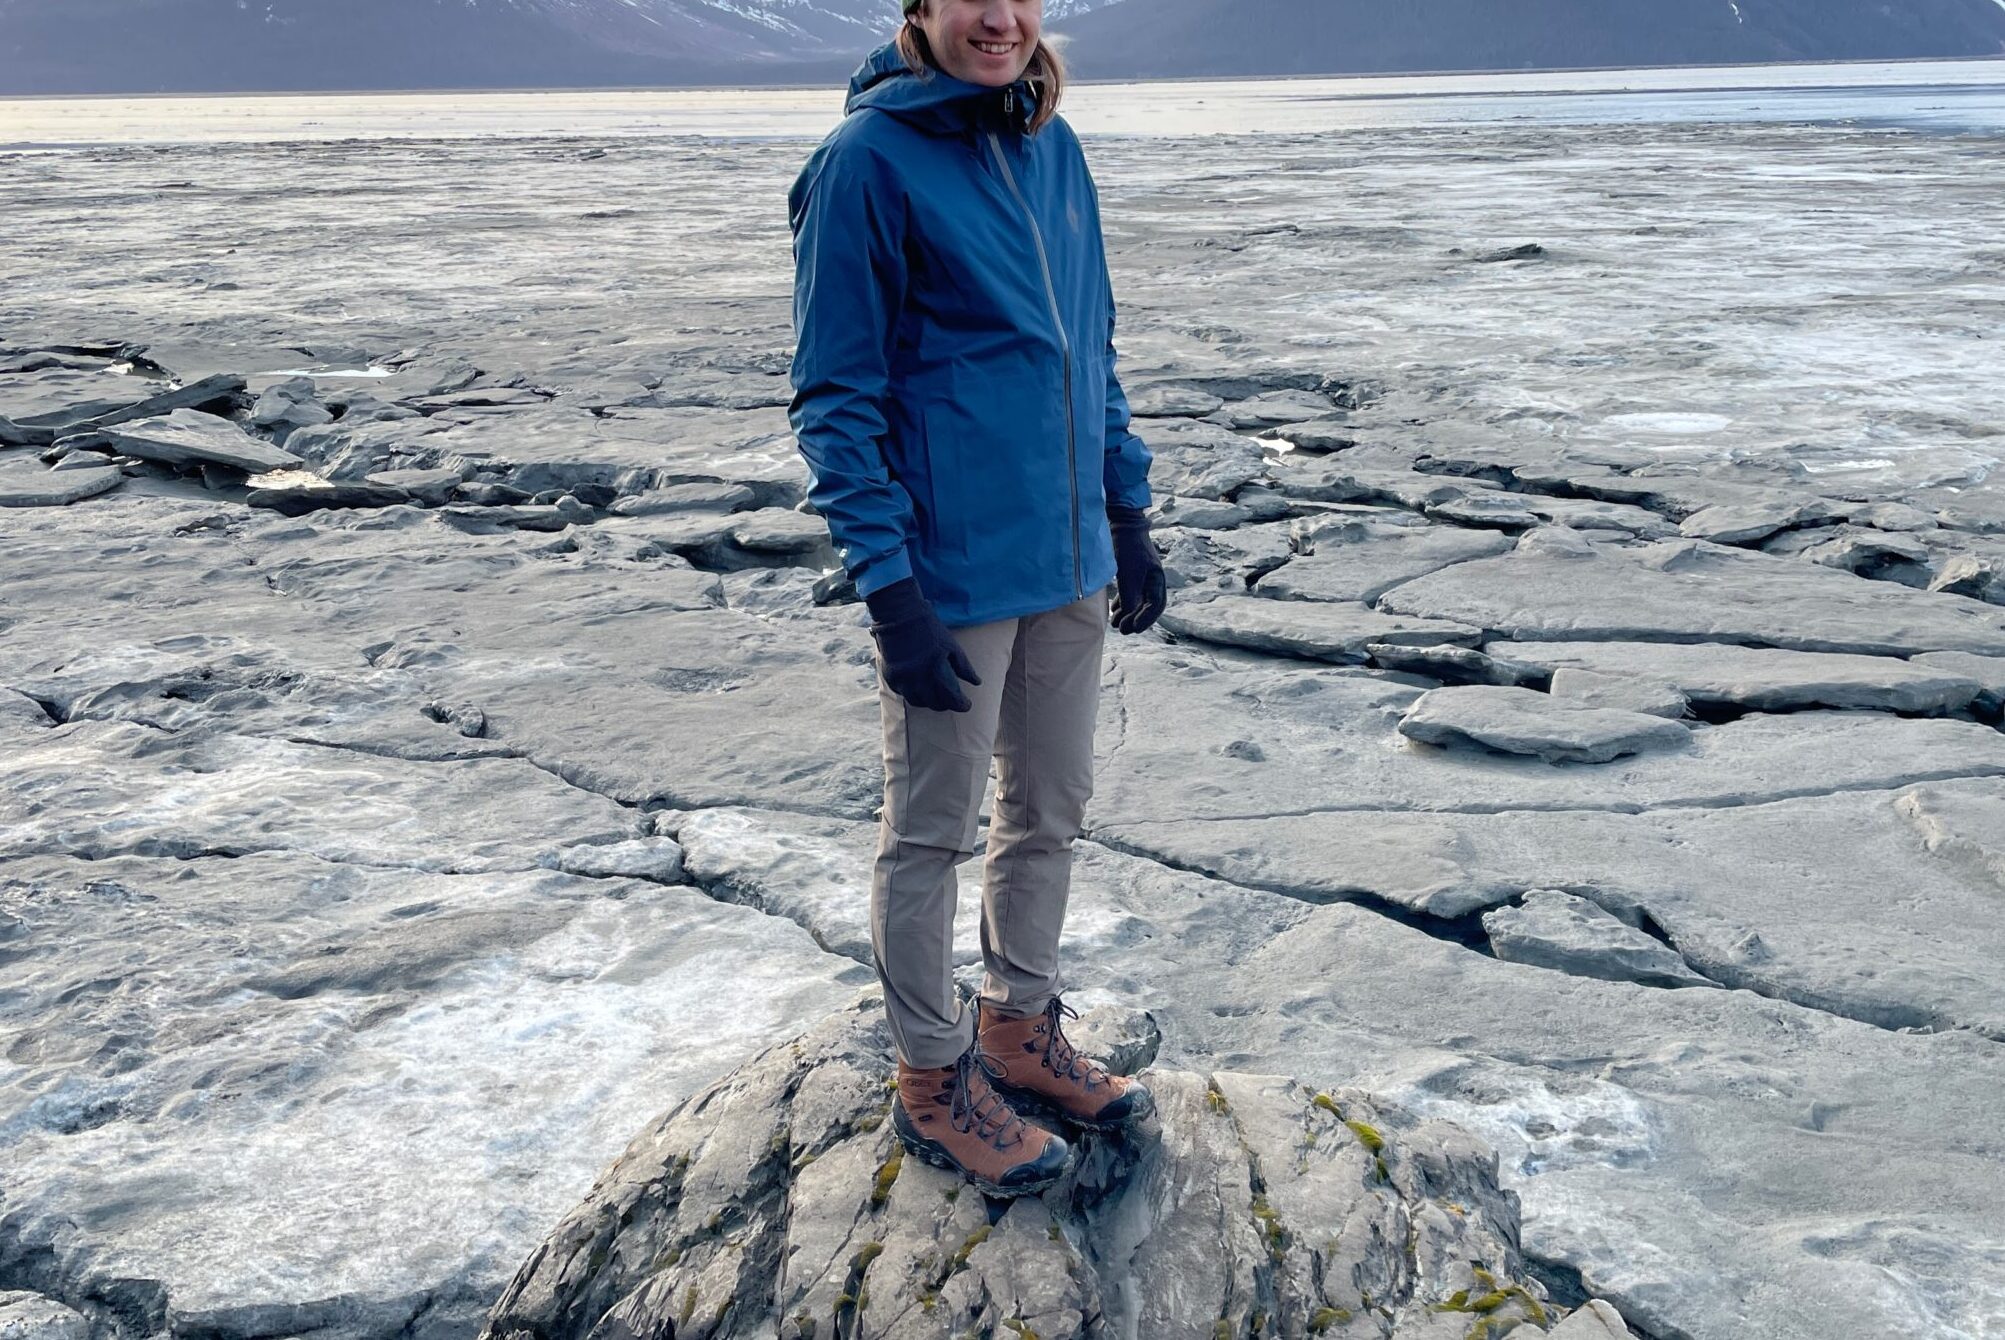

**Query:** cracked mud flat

left=2, top=112, right=2004, bottom=1340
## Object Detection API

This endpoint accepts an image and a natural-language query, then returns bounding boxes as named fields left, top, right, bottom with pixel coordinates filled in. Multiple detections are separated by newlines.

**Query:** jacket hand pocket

left=921, top=378, right=1067, bottom=565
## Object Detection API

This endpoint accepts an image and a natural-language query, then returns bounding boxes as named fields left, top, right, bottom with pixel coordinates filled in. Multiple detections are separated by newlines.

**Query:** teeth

left=972, top=40, right=1016, bottom=53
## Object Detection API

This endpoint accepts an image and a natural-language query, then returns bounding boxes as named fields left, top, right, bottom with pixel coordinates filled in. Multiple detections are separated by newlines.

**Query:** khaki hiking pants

left=871, top=584, right=1111, bottom=1070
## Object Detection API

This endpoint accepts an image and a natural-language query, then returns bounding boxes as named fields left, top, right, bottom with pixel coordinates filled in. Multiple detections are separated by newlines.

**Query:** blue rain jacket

left=787, top=41, right=1154, bottom=629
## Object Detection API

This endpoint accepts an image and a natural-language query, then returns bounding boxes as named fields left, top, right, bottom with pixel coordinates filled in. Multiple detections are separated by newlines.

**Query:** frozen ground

left=2, top=109, right=2004, bottom=1340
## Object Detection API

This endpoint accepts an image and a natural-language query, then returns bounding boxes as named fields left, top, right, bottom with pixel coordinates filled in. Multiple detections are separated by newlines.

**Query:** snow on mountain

left=0, top=0, right=1125, bottom=93
left=1058, top=0, right=2005, bottom=80
left=10, top=0, right=1993, bottom=96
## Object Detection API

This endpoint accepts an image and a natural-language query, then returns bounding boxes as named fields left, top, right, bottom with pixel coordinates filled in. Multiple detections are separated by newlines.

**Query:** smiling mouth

left=970, top=39, right=1019, bottom=55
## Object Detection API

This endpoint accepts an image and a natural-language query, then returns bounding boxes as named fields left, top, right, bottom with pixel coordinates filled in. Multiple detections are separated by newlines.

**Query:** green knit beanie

left=901, top=0, right=920, bottom=12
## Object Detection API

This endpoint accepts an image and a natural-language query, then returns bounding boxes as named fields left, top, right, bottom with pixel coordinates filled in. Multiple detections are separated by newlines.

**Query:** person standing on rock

left=787, top=0, right=1167, bottom=1198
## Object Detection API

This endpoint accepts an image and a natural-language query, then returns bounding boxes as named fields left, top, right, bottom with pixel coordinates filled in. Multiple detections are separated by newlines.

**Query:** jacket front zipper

left=986, top=128, right=1083, bottom=602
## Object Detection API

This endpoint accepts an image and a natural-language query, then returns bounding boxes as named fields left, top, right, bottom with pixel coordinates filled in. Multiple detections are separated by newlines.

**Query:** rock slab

left=0, top=459, right=123, bottom=507
left=1503, top=640, right=1985, bottom=715
left=479, top=997, right=1623, bottom=1340
left=58, top=408, right=302, bottom=473
left=0, top=1293, right=89, bottom=1340
left=1162, top=593, right=1482, bottom=664
left=1399, top=686, right=1693, bottom=764
left=1483, top=889, right=1715, bottom=988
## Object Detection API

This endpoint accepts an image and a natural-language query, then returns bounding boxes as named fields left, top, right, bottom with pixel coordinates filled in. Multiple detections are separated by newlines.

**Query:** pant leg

left=871, top=611, right=1021, bottom=1069
left=977, top=585, right=1110, bottom=1019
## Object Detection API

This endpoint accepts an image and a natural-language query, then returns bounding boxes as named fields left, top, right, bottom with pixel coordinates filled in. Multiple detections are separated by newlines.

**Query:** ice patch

left=1797, top=457, right=1896, bottom=474
left=260, top=367, right=394, bottom=378
left=241, top=469, right=326, bottom=490
left=1379, top=1058, right=1657, bottom=1182
left=1601, top=412, right=1734, bottom=435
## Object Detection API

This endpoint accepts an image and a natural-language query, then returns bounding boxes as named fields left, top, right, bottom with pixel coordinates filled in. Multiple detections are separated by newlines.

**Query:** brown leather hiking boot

left=977, top=996, right=1157, bottom=1132
left=892, top=1042, right=1074, bottom=1198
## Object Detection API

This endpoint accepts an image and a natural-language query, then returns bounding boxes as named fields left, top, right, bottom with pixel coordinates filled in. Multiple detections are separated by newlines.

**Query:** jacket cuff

left=851, top=546, right=915, bottom=600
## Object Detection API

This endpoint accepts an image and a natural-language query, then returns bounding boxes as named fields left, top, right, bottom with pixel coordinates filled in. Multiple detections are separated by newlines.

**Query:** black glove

left=863, top=575, right=982, bottom=713
left=1107, top=504, right=1167, bottom=635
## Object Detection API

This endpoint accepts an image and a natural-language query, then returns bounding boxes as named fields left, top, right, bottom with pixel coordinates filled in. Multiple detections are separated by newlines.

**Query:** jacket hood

left=843, top=39, right=1037, bottom=136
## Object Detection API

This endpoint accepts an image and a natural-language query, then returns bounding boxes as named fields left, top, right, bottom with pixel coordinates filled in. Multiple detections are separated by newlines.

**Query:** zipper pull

left=1004, top=88, right=1016, bottom=122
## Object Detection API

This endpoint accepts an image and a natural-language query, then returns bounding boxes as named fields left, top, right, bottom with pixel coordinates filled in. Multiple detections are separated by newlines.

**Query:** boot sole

left=892, top=1106, right=1073, bottom=1199
left=989, top=1075, right=1158, bottom=1133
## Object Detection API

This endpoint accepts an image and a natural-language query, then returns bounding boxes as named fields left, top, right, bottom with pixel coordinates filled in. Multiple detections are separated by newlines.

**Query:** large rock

left=1217, top=387, right=1340, bottom=428
left=0, top=459, right=123, bottom=507
left=1154, top=519, right=1298, bottom=591
left=1276, top=461, right=1497, bottom=512
left=0, top=365, right=153, bottom=441
left=1546, top=667, right=1688, bottom=718
left=290, top=403, right=806, bottom=498
left=1677, top=497, right=1837, bottom=545
left=1094, top=778, right=2005, bottom=1038
left=366, top=466, right=467, bottom=506
left=1483, top=889, right=1714, bottom=988
left=1398, top=685, right=1693, bottom=764
left=248, top=376, right=333, bottom=441
left=607, top=481, right=756, bottom=519
left=1788, top=527, right=1934, bottom=581
left=245, top=470, right=414, bottom=515
left=1255, top=519, right=1514, bottom=602
left=726, top=506, right=831, bottom=555
left=1090, top=644, right=2005, bottom=824
left=1548, top=1300, right=1630, bottom=1340
left=59, top=407, right=302, bottom=474
left=0, top=1293, right=89, bottom=1340
left=1498, top=639, right=1986, bottom=714
left=1161, top=593, right=1482, bottom=664
left=1379, top=534, right=2005, bottom=657
left=0, top=366, right=244, bottom=445
left=1129, top=416, right=1275, bottom=499
left=1913, top=650, right=2005, bottom=716
left=479, top=997, right=1616, bottom=1340
left=1928, top=553, right=2005, bottom=604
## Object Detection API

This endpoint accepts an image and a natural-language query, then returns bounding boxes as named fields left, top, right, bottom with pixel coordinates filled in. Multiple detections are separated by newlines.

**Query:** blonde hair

left=895, top=11, right=1066, bottom=135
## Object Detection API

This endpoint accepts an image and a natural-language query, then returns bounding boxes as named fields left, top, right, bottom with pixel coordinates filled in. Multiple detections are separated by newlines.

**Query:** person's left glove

left=1107, top=504, right=1167, bottom=635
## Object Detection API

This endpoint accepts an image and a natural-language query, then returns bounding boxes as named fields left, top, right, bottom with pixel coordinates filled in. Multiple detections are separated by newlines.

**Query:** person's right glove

left=863, top=575, right=982, bottom=713
left=1107, top=504, right=1167, bottom=635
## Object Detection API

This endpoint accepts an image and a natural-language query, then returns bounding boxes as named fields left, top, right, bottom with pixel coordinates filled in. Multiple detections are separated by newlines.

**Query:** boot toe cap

left=999, top=1133, right=1074, bottom=1189
left=1097, top=1079, right=1156, bottom=1125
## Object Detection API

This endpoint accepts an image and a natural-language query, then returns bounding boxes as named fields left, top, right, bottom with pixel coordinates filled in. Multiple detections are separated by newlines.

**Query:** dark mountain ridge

left=1056, top=0, right=2005, bottom=81
left=0, top=0, right=1999, bottom=96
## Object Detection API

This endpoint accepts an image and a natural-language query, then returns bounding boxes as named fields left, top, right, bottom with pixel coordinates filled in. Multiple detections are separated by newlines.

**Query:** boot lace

left=952, top=1046, right=1028, bottom=1149
left=1034, top=997, right=1111, bottom=1093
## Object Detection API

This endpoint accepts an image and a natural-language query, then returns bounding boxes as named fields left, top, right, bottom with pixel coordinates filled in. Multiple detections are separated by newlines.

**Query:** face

left=911, top=0, right=1042, bottom=87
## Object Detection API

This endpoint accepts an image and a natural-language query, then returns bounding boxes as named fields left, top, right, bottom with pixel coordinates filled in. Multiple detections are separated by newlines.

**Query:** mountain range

left=0, top=0, right=2000, bottom=95
left=1061, top=0, right=2005, bottom=79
